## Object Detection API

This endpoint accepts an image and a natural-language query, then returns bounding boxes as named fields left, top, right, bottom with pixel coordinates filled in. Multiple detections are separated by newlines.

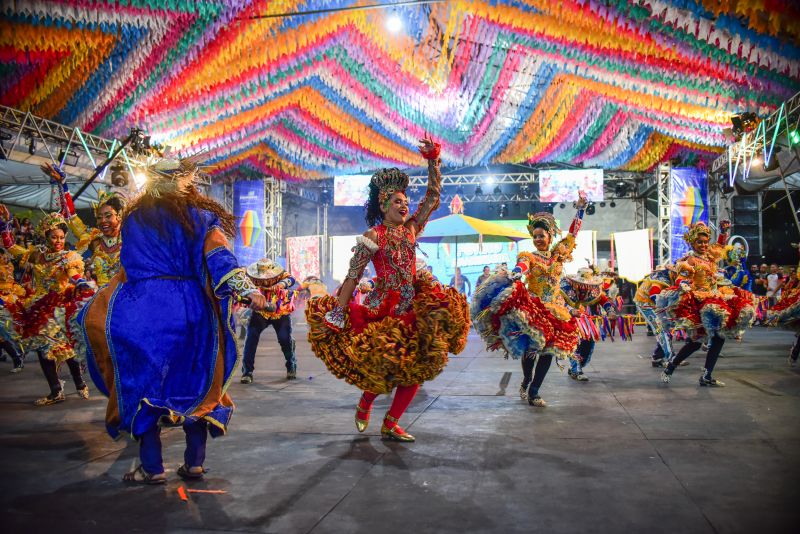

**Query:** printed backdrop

left=233, top=179, right=265, bottom=267
left=670, top=167, right=709, bottom=262
left=287, top=235, right=321, bottom=281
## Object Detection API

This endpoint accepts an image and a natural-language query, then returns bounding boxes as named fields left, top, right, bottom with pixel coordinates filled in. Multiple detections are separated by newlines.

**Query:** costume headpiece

left=371, top=168, right=409, bottom=206
left=526, top=212, right=559, bottom=240
left=37, top=212, right=67, bottom=238
left=683, top=222, right=711, bottom=245
left=92, top=190, right=125, bottom=217
left=141, top=153, right=205, bottom=197
left=246, top=258, right=285, bottom=281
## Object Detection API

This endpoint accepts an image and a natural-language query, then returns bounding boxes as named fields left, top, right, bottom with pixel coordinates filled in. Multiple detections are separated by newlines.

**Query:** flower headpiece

left=683, top=222, right=711, bottom=245
left=37, top=212, right=67, bottom=238
left=526, top=212, right=559, bottom=240
left=92, top=190, right=125, bottom=217
left=371, top=168, right=409, bottom=207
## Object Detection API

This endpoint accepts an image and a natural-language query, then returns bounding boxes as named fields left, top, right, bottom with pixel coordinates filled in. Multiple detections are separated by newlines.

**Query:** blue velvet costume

left=77, top=206, right=247, bottom=441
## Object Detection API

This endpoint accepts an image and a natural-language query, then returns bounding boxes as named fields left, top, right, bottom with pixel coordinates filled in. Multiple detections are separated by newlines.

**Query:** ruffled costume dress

left=767, top=267, right=800, bottom=330
left=471, top=211, right=584, bottom=362
left=634, top=267, right=676, bottom=365
left=68, top=215, right=121, bottom=287
left=306, top=223, right=469, bottom=394
left=656, top=234, right=756, bottom=341
left=1, top=239, right=90, bottom=362
left=75, top=207, right=249, bottom=439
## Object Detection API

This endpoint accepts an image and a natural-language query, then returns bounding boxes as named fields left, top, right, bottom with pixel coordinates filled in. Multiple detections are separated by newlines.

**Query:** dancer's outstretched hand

left=40, top=163, right=65, bottom=184
left=574, top=190, right=588, bottom=210
left=418, top=134, right=441, bottom=161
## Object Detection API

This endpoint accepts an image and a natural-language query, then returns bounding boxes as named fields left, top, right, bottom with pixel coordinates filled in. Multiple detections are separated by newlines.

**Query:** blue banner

left=670, top=167, right=708, bottom=262
left=233, top=179, right=265, bottom=267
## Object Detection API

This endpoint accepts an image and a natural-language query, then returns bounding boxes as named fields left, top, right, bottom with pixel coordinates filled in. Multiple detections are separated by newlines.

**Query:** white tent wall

left=0, top=160, right=104, bottom=210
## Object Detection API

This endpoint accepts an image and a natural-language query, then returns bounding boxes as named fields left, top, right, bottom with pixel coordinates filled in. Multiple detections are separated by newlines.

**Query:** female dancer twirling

left=41, top=164, right=125, bottom=286
left=306, top=137, right=469, bottom=442
left=658, top=221, right=756, bottom=386
left=767, top=244, right=800, bottom=365
left=0, top=207, right=93, bottom=405
left=472, top=193, right=587, bottom=407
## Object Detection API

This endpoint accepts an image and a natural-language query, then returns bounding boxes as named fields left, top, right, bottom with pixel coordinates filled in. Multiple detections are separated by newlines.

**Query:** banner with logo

left=287, top=235, right=321, bottom=281
left=233, top=179, right=265, bottom=266
left=670, top=167, right=708, bottom=262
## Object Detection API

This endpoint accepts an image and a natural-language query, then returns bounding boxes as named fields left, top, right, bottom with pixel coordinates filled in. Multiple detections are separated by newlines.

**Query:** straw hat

left=246, top=258, right=285, bottom=280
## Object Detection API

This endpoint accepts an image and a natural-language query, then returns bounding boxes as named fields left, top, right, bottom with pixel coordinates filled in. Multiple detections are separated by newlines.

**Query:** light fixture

left=58, top=149, right=80, bottom=167
left=599, top=201, right=606, bottom=208
left=27, top=137, right=36, bottom=155
left=110, top=163, right=129, bottom=187
left=586, top=204, right=596, bottom=215
left=493, top=185, right=502, bottom=195
left=386, top=14, right=403, bottom=34
left=559, top=203, right=565, bottom=209
left=751, top=156, right=762, bottom=168
left=133, top=172, right=148, bottom=190
left=609, top=201, right=616, bottom=208
left=474, top=185, right=483, bottom=196
left=789, top=129, right=800, bottom=146
left=485, top=175, right=496, bottom=185
left=499, top=204, right=509, bottom=218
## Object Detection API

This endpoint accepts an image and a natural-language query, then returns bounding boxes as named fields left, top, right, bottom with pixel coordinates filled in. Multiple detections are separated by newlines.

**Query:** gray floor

left=1, top=321, right=798, bottom=534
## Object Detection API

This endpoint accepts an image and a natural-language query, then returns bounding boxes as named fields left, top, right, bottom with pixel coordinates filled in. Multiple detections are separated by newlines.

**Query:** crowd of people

left=0, top=139, right=797, bottom=487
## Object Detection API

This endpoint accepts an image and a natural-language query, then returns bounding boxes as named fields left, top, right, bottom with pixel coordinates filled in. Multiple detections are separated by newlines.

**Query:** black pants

left=37, top=351, right=85, bottom=394
left=791, top=334, right=800, bottom=362
left=1, top=339, right=23, bottom=366
left=521, top=352, right=553, bottom=398
left=668, top=334, right=725, bottom=377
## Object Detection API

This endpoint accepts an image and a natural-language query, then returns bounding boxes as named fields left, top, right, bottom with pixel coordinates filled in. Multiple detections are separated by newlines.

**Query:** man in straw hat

left=240, top=258, right=298, bottom=383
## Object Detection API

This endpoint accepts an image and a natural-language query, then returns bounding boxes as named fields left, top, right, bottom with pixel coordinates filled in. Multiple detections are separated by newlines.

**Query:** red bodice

left=364, top=223, right=417, bottom=314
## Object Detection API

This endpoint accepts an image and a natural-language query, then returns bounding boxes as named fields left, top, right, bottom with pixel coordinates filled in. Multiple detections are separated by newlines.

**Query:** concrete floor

left=1, top=320, right=799, bottom=534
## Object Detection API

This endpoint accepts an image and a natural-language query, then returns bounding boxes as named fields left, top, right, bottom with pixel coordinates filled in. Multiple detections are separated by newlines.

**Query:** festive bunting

left=2, top=0, right=798, bottom=179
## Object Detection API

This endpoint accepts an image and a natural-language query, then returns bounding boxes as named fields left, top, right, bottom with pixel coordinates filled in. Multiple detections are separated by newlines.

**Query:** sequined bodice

left=521, top=251, right=564, bottom=303
left=365, top=224, right=416, bottom=314
left=89, top=239, right=121, bottom=286
left=31, top=250, right=82, bottom=297
left=679, top=251, right=720, bottom=291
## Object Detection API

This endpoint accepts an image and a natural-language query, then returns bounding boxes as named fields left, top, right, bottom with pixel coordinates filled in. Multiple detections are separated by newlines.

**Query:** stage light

left=610, top=201, right=616, bottom=208
left=27, top=137, right=36, bottom=155
left=499, top=204, right=509, bottom=218
left=790, top=129, right=800, bottom=145
left=586, top=204, right=596, bottom=215
left=751, top=156, right=762, bottom=168
left=493, top=185, right=501, bottom=195
left=133, top=172, right=148, bottom=190
left=58, top=149, right=79, bottom=167
left=559, top=203, right=565, bottom=209
left=386, top=14, right=403, bottom=34
left=110, top=163, right=129, bottom=187
left=474, top=185, right=483, bottom=196
left=599, top=201, right=606, bottom=208
left=485, top=175, right=496, bottom=185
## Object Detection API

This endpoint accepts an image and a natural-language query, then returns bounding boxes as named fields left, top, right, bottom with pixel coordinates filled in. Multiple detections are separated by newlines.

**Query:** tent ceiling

left=2, top=1, right=799, bottom=181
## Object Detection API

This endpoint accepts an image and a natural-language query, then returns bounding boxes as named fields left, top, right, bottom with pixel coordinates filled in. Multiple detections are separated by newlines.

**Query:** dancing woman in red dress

left=306, top=137, right=469, bottom=442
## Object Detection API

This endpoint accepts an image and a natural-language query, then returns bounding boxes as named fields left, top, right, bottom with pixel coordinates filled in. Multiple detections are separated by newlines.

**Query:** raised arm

left=407, top=136, right=441, bottom=237
left=40, top=164, right=99, bottom=252
left=708, top=219, right=731, bottom=262
left=337, top=230, right=378, bottom=308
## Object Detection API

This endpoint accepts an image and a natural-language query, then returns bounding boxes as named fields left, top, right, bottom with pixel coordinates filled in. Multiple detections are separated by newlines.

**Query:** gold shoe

left=380, top=413, right=415, bottom=442
left=355, top=403, right=370, bottom=433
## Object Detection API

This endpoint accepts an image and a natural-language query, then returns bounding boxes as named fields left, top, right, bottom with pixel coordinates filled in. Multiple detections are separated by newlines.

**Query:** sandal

left=177, top=463, right=206, bottom=480
left=123, top=465, right=166, bottom=485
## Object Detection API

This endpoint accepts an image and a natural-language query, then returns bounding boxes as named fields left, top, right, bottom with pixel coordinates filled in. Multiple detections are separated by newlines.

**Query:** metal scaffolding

left=264, top=177, right=284, bottom=260
left=656, top=163, right=672, bottom=265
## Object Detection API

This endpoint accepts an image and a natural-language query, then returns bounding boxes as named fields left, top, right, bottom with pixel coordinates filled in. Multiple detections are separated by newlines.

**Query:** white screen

left=539, top=169, right=604, bottom=202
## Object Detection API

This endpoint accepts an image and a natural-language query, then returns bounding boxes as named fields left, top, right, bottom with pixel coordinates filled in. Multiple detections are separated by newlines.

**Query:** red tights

left=357, top=385, right=419, bottom=428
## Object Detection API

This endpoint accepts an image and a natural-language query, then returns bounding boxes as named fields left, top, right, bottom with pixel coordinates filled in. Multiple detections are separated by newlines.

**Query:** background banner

left=670, top=167, right=708, bottom=262
left=287, top=235, right=321, bottom=281
left=614, top=229, right=652, bottom=282
left=233, top=179, right=265, bottom=267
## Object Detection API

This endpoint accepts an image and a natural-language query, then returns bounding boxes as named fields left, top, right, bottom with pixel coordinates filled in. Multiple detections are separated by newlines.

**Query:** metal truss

left=407, top=172, right=536, bottom=187
left=264, top=177, right=284, bottom=260
left=711, top=90, right=800, bottom=176
left=656, top=163, right=672, bottom=265
left=634, top=196, right=647, bottom=230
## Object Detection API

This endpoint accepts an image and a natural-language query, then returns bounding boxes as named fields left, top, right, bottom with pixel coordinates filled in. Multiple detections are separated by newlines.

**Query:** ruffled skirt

left=656, top=285, right=756, bottom=340
left=305, top=276, right=469, bottom=394
left=470, top=273, right=579, bottom=361
left=3, top=288, right=90, bottom=361
left=768, top=286, right=800, bottom=330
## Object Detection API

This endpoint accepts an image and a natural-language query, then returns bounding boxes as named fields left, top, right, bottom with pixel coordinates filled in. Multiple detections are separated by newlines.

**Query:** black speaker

left=732, top=195, right=759, bottom=255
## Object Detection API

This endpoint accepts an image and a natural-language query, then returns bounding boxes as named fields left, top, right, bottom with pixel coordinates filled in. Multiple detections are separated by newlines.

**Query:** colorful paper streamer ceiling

left=2, top=0, right=799, bottom=180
